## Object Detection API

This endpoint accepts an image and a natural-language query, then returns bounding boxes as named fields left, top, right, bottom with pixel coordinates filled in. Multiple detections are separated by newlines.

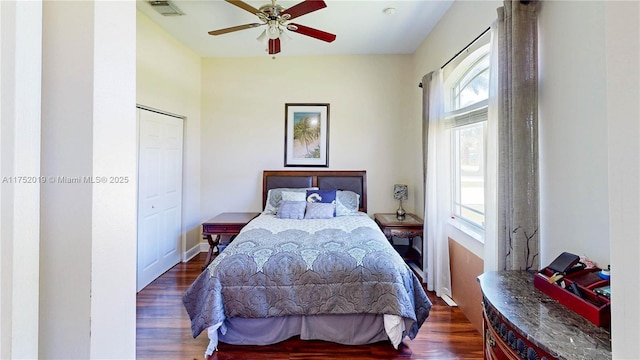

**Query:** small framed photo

left=284, top=103, right=329, bottom=167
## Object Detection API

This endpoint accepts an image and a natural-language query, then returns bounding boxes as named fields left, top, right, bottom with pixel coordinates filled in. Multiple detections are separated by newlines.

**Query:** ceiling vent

left=149, top=0, right=184, bottom=16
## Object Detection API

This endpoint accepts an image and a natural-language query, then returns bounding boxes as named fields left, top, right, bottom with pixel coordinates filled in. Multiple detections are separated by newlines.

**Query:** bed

left=183, top=170, right=431, bottom=356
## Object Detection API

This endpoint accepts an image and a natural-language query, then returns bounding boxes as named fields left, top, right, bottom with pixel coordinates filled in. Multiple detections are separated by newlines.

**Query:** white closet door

left=137, top=108, right=183, bottom=292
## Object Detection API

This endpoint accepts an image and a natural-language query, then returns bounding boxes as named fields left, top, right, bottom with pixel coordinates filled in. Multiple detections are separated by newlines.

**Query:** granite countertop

left=478, top=271, right=611, bottom=360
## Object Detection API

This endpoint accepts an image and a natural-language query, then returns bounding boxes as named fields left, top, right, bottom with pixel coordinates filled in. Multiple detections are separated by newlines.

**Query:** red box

left=534, top=267, right=610, bottom=327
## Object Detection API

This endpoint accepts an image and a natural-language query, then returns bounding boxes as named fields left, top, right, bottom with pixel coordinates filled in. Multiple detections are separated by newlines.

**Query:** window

left=451, top=122, right=486, bottom=228
left=445, top=45, right=490, bottom=231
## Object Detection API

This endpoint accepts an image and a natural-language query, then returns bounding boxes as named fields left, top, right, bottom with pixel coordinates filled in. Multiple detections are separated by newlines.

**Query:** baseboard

left=409, top=262, right=423, bottom=280
left=440, top=293, right=458, bottom=307
left=184, top=242, right=208, bottom=262
left=199, top=241, right=210, bottom=252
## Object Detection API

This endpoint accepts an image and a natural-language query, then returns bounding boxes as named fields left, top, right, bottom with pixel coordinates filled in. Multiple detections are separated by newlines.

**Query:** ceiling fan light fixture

left=280, top=30, right=292, bottom=43
left=267, top=21, right=281, bottom=39
left=256, top=29, right=268, bottom=44
left=209, top=0, right=336, bottom=55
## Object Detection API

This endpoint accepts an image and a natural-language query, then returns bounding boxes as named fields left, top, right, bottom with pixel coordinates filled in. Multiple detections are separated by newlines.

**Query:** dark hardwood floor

left=137, top=253, right=483, bottom=360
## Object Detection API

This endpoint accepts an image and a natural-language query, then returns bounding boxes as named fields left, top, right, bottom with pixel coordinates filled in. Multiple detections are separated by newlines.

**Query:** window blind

left=444, top=102, right=488, bottom=129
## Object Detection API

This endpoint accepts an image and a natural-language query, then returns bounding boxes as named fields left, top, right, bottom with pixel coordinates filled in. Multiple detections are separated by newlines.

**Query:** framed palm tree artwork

left=284, top=103, right=329, bottom=167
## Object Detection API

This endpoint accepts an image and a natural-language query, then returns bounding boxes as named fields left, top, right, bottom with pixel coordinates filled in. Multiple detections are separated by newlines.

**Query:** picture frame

left=284, top=103, right=330, bottom=167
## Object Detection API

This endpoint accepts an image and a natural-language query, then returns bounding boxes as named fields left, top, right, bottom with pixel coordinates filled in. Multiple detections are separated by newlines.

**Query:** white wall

left=605, top=2, right=640, bottom=358
left=538, top=1, right=639, bottom=358
left=0, top=1, right=42, bottom=358
left=40, top=1, right=92, bottom=356
left=538, top=0, right=610, bottom=268
left=137, top=11, right=202, bottom=254
left=90, top=2, right=137, bottom=357
left=200, top=55, right=415, bottom=219
left=40, top=1, right=137, bottom=358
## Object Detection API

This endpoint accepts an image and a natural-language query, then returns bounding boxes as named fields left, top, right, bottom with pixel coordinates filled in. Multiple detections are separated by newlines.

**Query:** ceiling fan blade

left=288, top=23, right=336, bottom=43
left=268, top=38, right=281, bottom=54
left=282, top=0, right=327, bottom=20
left=208, top=23, right=263, bottom=36
left=225, top=0, right=260, bottom=15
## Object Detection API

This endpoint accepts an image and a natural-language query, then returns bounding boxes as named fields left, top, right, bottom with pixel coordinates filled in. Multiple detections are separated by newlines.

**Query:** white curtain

left=422, top=70, right=452, bottom=298
left=484, top=20, right=500, bottom=271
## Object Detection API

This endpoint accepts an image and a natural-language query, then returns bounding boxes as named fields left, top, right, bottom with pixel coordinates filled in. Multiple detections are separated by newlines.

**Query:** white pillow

left=281, top=191, right=307, bottom=202
left=336, top=190, right=360, bottom=216
left=263, top=187, right=318, bottom=215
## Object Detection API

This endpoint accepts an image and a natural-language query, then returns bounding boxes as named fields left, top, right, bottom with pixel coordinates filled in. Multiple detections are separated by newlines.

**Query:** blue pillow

left=276, top=201, right=306, bottom=219
left=304, top=202, right=335, bottom=219
left=306, top=189, right=336, bottom=204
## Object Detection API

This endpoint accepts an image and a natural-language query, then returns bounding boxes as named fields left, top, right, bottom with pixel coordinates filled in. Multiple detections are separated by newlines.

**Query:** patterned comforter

left=183, top=213, right=431, bottom=340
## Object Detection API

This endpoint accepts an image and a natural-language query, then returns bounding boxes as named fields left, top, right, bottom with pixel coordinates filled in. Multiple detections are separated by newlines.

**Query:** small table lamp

left=393, top=184, right=408, bottom=220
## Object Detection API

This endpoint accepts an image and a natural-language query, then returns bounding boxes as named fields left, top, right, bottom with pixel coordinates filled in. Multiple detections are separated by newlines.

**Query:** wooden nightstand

left=374, top=213, right=423, bottom=268
left=201, top=212, right=260, bottom=271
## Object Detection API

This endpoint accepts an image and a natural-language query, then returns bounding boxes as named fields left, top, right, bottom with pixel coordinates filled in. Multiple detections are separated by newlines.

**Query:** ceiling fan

left=208, top=0, right=336, bottom=55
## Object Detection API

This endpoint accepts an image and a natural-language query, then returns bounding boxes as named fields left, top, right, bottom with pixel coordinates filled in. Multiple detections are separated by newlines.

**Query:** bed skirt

left=205, top=314, right=410, bottom=356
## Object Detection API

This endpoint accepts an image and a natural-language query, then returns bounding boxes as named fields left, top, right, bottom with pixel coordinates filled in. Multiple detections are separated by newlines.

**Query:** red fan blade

left=282, top=0, right=327, bottom=20
left=225, top=0, right=260, bottom=15
left=288, top=23, right=336, bottom=43
left=268, top=38, right=281, bottom=54
left=208, top=23, right=263, bottom=36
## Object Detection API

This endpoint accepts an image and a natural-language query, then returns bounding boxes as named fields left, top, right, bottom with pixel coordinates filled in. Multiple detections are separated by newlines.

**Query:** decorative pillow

left=306, top=189, right=337, bottom=216
left=336, top=190, right=360, bottom=216
left=281, top=191, right=306, bottom=202
left=306, top=189, right=336, bottom=204
left=304, top=202, right=335, bottom=219
left=276, top=201, right=306, bottom=219
left=263, top=187, right=317, bottom=215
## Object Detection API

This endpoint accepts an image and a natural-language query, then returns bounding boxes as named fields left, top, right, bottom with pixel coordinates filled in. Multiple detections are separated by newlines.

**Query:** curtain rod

left=440, top=26, right=490, bottom=69
left=418, top=26, right=490, bottom=88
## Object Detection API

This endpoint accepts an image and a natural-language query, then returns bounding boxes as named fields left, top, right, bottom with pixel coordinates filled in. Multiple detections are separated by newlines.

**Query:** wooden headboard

left=262, top=170, right=367, bottom=213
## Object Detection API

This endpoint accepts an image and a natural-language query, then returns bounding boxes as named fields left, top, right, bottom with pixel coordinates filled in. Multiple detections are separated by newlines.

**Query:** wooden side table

left=374, top=213, right=423, bottom=268
left=201, top=212, right=260, bottom=271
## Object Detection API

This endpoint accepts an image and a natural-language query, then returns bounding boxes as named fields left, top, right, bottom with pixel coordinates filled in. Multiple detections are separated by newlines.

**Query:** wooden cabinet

left=478, top=271, right=611, bottom=360
left=483, top=300, right=555, bottom=360
left=483, top=309, right=519, bottom=360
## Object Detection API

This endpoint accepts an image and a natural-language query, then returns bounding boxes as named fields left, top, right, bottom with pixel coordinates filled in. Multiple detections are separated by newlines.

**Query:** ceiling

left=136, top=0, right=454, bottom=58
